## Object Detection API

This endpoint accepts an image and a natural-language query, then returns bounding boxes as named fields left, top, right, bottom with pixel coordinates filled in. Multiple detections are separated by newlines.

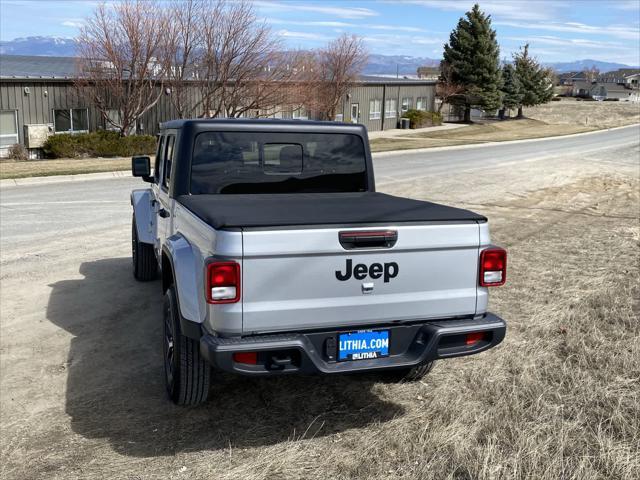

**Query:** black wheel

left=379, top=361, right=435, bottom=383
left=132, top=215, right=158, bottom=281
left=163, top=286, right=210, bottom=406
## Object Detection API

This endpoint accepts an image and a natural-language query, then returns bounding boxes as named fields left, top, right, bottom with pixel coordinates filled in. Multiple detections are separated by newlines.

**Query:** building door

left=350, top=103, right=359, bottom=123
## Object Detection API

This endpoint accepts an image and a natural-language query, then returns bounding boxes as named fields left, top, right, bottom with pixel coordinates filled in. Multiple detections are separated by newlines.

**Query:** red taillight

left=206, top=261, right=240, bottom=304
left=233, top=352, right=257, bottom=364
left=465, top=332, right=486, bottom=345
left=479, top=247, right=507, bottom=287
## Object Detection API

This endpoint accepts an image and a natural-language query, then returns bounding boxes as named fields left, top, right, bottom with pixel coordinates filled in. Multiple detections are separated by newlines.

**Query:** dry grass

left=0, top=157, right=131, bottom=180
left=370, top=100, right=640, bottom=152
left=209, top=174, right=640, bottom=480
left=527, top=99, right=640, bottom=128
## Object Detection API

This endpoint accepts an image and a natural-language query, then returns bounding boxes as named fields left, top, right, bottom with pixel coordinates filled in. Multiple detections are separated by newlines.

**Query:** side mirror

left=132, top=155, right=153, bottom=183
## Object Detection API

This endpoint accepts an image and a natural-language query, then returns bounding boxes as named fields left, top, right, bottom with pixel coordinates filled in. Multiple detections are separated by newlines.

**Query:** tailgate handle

left=339, top=230, right=397, bottom=249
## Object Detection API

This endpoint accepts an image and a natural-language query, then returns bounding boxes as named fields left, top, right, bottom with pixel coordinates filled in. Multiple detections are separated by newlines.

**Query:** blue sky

left=1, top=0, right=639, bottom=64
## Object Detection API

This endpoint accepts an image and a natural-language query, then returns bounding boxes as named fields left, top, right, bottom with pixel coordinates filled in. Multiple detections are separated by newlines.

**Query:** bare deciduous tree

left=585, top=65, right=600, bottom=84
left=194, top=0, right=304, bottom=118
left=436, top=62, right=465, bottom=114
left=76, top=0, right=166, bottom=136
left=160, top=0, right=204, bottom=118
left=306, top=34, right=368, bottom=121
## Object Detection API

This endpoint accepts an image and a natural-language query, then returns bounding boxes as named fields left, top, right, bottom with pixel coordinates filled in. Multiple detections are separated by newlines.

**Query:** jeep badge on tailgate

left=335, top=259, right=399, bottom=283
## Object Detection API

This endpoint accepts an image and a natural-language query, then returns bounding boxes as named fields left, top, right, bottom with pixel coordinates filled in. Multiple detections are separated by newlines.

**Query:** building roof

left=0, top=54, right=436, bottom=86
left=0, top=54, right=78, bottom=79
left=600, top=84, right=631, bottom=93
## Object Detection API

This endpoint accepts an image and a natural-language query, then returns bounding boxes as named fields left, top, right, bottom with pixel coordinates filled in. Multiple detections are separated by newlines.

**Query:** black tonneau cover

left=177, top=192, right=486, bottom=229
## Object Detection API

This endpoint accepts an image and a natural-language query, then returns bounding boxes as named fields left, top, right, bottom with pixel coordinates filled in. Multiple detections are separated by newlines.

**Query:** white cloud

left=612, top=0, right=640, bottom=11
left=265, top=19, right=353, bottom=28
left=504, top=35, right=625, bottom=50
left=275, top=29, right=333, bottom=41
left=394, top=0, right=560, bottom=21
left=494, top=21, right=640, bottom=41
left=254, top=1, right=378, bottom=19
left=264, top=17, right=426, bottom=33
left=61, top=19, right=84, bottom=28
left=361, top=33, right=444, bottom=48
left=366, top=24, right=426, bottom=33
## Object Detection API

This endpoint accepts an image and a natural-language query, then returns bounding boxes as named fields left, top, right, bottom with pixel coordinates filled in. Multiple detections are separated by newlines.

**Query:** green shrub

left=402, top=109, right=443, bottom=129
left=43, top=131, right=156, bottom=159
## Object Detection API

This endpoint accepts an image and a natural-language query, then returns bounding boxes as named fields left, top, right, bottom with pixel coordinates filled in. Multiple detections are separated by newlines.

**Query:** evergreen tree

left=442, top=4, right=502, bottom=122
left=501, top=63, right=523, bottom=112
left=513, top=44, right=554, bottom=117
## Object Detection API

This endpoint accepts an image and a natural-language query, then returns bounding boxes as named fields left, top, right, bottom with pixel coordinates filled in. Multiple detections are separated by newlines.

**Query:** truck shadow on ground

left=46, top=257, right=404, bottom=457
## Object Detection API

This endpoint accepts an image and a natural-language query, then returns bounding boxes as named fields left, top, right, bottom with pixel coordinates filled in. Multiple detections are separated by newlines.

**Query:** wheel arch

left=161, top=235, right=205, bottom=340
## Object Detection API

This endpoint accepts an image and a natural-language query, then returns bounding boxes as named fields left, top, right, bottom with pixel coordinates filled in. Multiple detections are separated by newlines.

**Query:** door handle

left=159, top=208, right=170, bottom=218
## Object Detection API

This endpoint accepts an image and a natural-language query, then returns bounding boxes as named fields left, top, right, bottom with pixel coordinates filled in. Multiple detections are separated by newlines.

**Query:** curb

left=0, top=169, right=131, bottom=188
left=2, top=123, right=638, bottom=187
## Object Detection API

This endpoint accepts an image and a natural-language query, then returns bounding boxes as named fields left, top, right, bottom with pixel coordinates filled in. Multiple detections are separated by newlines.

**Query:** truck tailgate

left=241, top=223, right=480, bottom=334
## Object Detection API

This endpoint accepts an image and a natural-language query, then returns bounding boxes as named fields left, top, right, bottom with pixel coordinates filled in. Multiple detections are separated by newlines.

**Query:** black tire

left=163, top=286, right=211, bottom=406
left=132, top=215, right=158, bottom=281
left=379, top=361, right=435, bottom=383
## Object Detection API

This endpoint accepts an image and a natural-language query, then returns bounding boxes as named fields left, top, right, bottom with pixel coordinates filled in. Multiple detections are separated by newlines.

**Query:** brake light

left=233, top=352, right=257, bottom=364
left=479, top=247, right=507, bottom=287
left=465, top=332, right=486, bottom=345
left=206, top=261, right=240, bottom=303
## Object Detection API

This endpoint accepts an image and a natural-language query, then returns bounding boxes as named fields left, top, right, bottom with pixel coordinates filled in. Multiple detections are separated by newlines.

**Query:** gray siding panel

left=1, top=79, right=437, bottom=147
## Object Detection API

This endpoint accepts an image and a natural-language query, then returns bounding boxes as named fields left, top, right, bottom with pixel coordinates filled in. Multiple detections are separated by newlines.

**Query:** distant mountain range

left=0, top=36, right=636, bottom=75
left=0, top=36, right=78, bottom=57
left=363, top=54, right=440, bottom=76
left=540, top=59, right=637, bottom=73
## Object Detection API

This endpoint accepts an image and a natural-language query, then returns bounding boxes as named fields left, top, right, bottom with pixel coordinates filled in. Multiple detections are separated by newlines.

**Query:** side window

left=163, top=135, right=175, bottom=189
left=154, top=135, right=165, bottom=183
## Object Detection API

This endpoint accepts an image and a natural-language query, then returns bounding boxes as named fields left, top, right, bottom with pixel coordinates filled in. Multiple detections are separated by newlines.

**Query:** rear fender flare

left=162, top=235, right=206, bottom=338
left=130, top=188, right=156, bottom=244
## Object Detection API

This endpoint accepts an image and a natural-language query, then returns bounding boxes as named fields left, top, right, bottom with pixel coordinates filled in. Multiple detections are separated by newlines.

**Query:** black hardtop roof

left=160, top=118, right=367, bottom=134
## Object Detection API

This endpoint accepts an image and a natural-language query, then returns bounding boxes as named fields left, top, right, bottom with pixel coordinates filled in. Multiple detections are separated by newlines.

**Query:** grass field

left=370, top=100, right=640, bottom=152
left=1, top=100, right=638, bottom=180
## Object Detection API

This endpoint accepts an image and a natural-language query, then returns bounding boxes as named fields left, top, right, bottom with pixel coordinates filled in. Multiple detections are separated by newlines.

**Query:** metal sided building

left=0, top=55, right=436, bottom=155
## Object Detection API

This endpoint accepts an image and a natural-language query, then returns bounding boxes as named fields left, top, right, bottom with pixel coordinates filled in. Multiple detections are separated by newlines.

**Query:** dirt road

left=1, top=130, right=639, bottom=479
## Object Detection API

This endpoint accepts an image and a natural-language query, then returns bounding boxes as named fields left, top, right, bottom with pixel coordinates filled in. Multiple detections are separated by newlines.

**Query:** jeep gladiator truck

left=130, top=119, right=507, bottom=406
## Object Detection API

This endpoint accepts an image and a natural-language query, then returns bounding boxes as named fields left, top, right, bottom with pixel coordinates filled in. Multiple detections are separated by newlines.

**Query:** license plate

left=338, top=330, right=389, bottom=361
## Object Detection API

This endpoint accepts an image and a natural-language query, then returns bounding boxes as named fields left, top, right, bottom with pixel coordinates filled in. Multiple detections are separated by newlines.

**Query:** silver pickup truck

left=131, top=119, right=507, bottom=406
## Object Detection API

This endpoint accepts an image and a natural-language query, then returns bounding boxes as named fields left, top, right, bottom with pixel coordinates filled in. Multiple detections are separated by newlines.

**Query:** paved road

left=1, top=125, right=638, bottom=254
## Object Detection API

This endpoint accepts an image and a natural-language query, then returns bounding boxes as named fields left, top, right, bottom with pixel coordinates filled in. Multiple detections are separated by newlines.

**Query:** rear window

left=190, top=132, right=367, bottom=194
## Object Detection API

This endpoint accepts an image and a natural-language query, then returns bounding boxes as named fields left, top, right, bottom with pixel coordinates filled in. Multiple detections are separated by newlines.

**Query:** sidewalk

left=367, top=122, right=468, bottom=139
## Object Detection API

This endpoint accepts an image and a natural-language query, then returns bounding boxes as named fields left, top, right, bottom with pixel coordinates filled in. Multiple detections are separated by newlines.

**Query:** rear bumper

left=200, top=313, right=506, bottom=376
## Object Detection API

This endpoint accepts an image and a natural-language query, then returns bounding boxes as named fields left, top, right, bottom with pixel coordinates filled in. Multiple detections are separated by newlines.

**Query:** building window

left=384, top=99, right=397, bottom=118
left=0, top=110, right=19, bottom=148
left=292, top=107, right=308, bottom=120
left=416, top=97, right=428, bottom=111
left=53, top=108, right=89, bottom=133
left=105, top=109, right=121, bottom=131
left=401, top=97, right=412, bottom=113
left=369, top=99, right=381, bottom=120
